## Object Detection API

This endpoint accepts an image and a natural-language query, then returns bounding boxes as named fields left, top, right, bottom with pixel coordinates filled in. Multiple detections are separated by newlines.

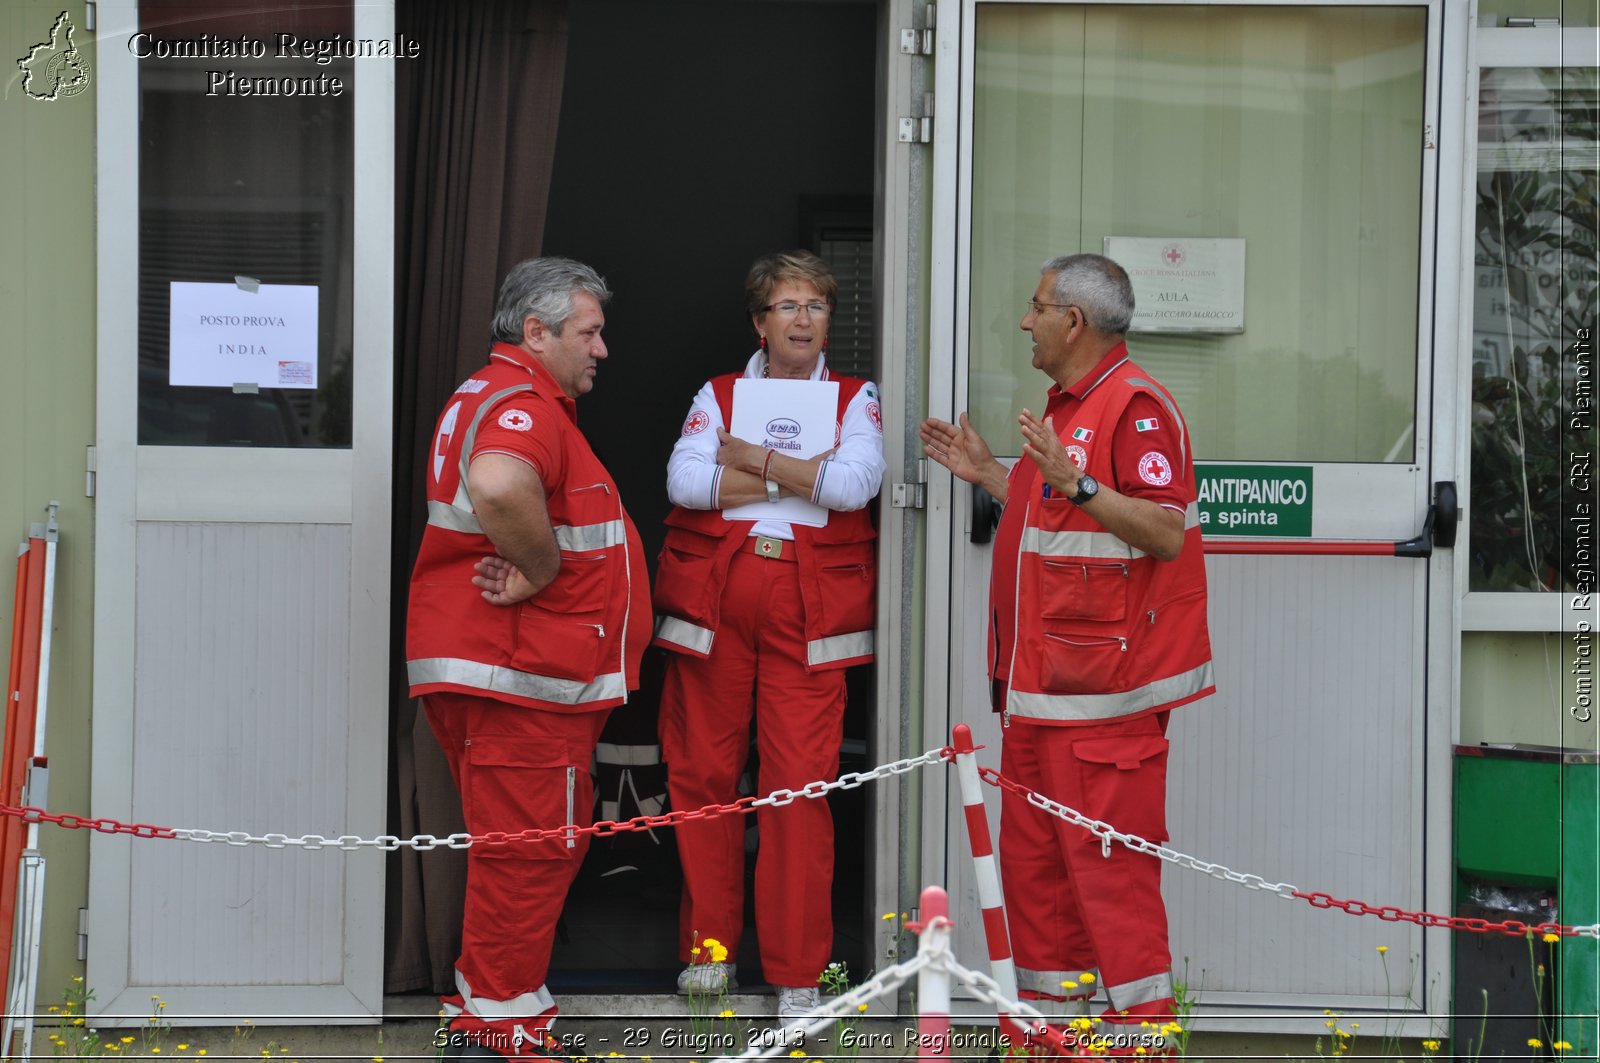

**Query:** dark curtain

left=386, top=0, right=570, bottom=994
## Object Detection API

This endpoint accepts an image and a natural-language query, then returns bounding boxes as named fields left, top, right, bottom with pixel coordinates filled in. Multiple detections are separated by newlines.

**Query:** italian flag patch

left=1134, top=417, right=1159, bottom=432
left=1071, top=427, right=1094, bottom=441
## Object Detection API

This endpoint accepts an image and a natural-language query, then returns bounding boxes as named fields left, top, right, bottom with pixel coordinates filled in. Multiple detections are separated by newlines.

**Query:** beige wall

left=1461, top=632, right=1600, bottom=750
left=1, top=0, right=97, bottom=1009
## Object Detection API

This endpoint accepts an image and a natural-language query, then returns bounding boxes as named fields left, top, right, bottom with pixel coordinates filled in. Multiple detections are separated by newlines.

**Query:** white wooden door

left=89, top=0, right=393, bottom=1025
left=922, top=0, right=1461, bottom=1036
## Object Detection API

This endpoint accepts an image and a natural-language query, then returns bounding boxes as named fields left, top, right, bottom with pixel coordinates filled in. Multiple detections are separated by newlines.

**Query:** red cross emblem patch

left=497, top=409, right=532, bottom=432
left=1138, top=452, right=1173, bottom=486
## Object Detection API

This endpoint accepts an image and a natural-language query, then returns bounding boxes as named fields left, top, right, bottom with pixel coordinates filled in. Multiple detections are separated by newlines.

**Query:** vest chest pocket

left=1039, top=559, right=1130, bottom=623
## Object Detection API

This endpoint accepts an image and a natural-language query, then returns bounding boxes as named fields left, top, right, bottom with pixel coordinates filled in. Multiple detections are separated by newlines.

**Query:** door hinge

left=898, top=92, right=934, bottom=145
left=85, top=1, right=96, bottom=32
left=891, top=459, right=928, bottom=509
left=899, top=2, right=936, bottom=55
left=78, top=907, right=88, bottom=961
left=85, top=444, right=96, bottom=498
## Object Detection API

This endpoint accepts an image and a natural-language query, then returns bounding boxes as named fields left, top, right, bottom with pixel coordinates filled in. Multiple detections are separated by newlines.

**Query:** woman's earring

left=759, top=335, right=767, bottom=350
left=822, top=336, right=830, bottom=351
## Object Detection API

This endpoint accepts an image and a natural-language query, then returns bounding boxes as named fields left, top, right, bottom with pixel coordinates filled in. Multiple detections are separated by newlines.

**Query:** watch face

left=1075, top=475, right=1098, bottom=502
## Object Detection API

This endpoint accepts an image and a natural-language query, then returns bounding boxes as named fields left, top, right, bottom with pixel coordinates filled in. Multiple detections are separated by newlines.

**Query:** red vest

left=407, top=343, right=651, bottom=712
left=652, top=373, right=876, bottom=671
left=997, top=360, right=1213, bottom=723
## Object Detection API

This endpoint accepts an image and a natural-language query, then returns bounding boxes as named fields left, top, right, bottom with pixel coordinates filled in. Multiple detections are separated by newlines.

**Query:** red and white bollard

left=950, top=724, right=1028, bottom=1043
left=911, top=885, right=952, bottom=1063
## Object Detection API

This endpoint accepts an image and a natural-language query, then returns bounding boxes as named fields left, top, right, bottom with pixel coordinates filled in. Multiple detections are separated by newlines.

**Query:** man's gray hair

left=490, top=257, right=612, bottom=342
left=1042, top=254, right=1135, bottom=336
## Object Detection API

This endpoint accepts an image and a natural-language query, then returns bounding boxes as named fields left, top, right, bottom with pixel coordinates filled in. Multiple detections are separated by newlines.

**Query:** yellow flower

left=1555, top=1041, right=1573, bottom=1051
left=1422, top=1040, right=1441, bottom=1051
left=153, top=1049, right=162, bottom=1054
left=690, top=946, right=701, bottom=955
left=1079, top=973, right=1095, bottom=984
left=109, top=1045, right=122, bottom=1053
left=719, top=1009, right=735, bottom=1018
left=1529, top=1039, right=1544, bottom=1048
left=857, top=1004, right=869, bottom=1013
left=199, top=1052, right=208, bottom=1057
left=702, top=937, right=722, bottom=949
left=73, top=1018, right=86, bottom=1026
left=122, top=1037, right=137, bottom=1044
left=710, top=944, right=729, bottom=963
left=373, top=1056, right=385, bottom=1062
left=1375, top=945, right=1388, bottom=954
left=178, top=1046, right=189, bottom=1051
left=790, top=1050, right=806, bottom=1058
left=882, top=912, right=896, bottom=920
left=1060, top=980, right=1079, bottom=990
left=1544, top=932, right=1561, bottom=943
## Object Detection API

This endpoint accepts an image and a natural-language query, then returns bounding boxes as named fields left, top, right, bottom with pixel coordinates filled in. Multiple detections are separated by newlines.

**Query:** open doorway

left=533, top=0, right=881, bottom=992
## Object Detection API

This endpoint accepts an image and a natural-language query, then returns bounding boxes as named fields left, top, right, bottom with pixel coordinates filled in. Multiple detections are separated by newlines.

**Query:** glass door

left=924, top=0, right=1450, bottom=1031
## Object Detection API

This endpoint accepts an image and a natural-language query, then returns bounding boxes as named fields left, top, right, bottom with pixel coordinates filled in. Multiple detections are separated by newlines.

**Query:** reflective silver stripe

left=1105, top=970, right=1174, bottom=1010
left=457, top=383, right=536, bottom=488
left=1008, top=661, right=1214, bottom=722
left=1079, top=356, right=1130, bottom=398
left=1021, top=526, right=1141, bottom=559
left=408, top=657, right=627, bottom=705
left=427, top=499, right=483, bottom=534
left=596, top=742, right=661, bottom=766
left=457, top=970, right=556, bottom=1019
left=1124, top=377, right=1188, bottom=466
left=654, top=615, right=715, bottom=655
left=807, top=629, right=874, bottom=666
left=554, top=519, right=625, bottom=552
left=1017, top=967, right=1100, bottom=995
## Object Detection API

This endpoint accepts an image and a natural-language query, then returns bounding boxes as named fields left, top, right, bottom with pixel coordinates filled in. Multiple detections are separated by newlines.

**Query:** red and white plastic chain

left=975, top=764, right=1600, bottom=941
left=0, top=747, right=955, bottom=854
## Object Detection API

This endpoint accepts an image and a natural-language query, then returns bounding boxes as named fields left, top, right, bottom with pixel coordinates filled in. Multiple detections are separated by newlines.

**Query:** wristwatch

left=764, top=478, right=780, bottom=504
left=1069, top=474, right=1100, bottom=506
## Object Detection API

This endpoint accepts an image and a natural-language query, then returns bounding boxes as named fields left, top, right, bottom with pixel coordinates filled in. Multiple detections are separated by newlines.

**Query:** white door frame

left=90, top=0, right=393, bottom=1024
left=921, top=0, right=1469, bottom=1034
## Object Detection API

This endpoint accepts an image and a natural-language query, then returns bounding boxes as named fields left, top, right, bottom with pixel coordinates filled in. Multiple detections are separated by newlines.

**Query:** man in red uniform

left=408, top=258, right=652, bottom=1062
left=920, top=254, right=1213, bottom=1054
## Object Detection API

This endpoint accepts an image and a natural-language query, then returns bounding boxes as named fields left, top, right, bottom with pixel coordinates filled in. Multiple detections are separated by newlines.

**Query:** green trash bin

left=1455, top=744, right=1599, bottom=1058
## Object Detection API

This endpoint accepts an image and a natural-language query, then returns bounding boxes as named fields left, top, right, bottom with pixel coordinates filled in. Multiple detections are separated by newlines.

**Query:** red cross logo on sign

left=1161, top=244, right=1186, bottom=267
left=1138, top=451, right=1172, bottom=486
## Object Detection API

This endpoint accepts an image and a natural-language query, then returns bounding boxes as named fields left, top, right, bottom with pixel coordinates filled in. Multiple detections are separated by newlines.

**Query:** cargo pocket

left=463, top=734, right=582, bottom=862
left=1071, top=734, right=1169, bottom=842
left=1038, top=631, right=1128, bottom=694
left=815, top=542, right=875, bottom=635
left=515, top=553, right=611, bottom=682
left=653, top=529, right=722, bottom=620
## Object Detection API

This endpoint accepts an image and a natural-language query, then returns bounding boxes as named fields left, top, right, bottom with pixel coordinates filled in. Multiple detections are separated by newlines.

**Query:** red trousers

left=660, top=548, right=846, bottom=987
left=424, top=692, right=610, bottom=1041
left=999, top=712, right=1176, bottom=1018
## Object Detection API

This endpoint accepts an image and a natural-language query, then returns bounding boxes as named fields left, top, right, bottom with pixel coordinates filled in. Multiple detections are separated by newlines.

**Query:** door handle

left=971, top=485, right=1002, bottom=544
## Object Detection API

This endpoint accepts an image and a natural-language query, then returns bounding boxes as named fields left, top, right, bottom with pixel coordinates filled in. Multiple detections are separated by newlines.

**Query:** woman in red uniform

left=652, top=251, right=885, bottom=1021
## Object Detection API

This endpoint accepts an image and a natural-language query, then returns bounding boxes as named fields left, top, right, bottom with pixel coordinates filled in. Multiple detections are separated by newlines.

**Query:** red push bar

left=1203, top=540, right=1405, bottom=556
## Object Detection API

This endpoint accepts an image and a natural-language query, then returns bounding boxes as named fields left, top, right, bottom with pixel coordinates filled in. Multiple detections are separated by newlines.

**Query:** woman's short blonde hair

left=744, top=250, right=838, bottom=314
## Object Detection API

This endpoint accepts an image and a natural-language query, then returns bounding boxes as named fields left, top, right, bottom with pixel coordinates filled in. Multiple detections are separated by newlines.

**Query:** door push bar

left=970, top=481, right=1460, bottom=559
left=1204, top=481, right=1458, bottom=558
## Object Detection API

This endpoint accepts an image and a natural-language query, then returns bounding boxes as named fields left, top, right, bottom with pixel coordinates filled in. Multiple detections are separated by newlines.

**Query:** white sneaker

left=775, top=985, right=821, bottom=1022
left=677, top=961, right=737, bottom=995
